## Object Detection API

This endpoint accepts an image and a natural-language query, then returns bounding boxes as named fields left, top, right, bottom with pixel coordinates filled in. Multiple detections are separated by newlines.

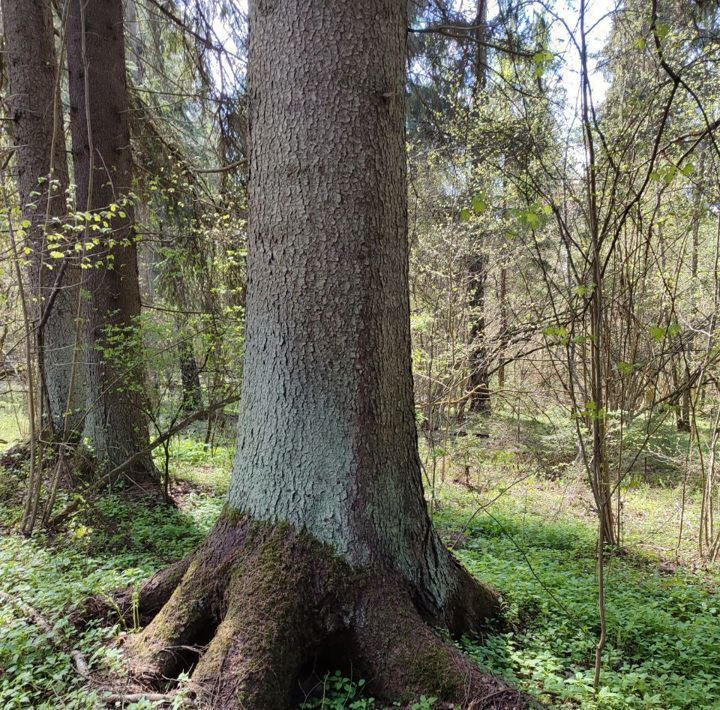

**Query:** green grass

left=0, top=423, right=718, bottom=708
left=434, top=485, right=720, bottom=709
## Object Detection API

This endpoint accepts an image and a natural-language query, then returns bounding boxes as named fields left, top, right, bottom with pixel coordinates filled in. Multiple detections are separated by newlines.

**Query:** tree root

left=0, top=440, right=33, bottom=471
left=71, top=556, right=191, bottom=628
left=119, top=515, right=532, bottom=709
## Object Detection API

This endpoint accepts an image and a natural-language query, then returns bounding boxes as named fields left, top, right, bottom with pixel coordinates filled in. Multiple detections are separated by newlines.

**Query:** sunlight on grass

left=0, top=396, right=26, bottom=447
left=433, top=482, right=720, bottom=709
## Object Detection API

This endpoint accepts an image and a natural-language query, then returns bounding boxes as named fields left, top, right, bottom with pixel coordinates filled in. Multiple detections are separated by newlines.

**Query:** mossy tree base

left=121, top=514, right=530, bottom=709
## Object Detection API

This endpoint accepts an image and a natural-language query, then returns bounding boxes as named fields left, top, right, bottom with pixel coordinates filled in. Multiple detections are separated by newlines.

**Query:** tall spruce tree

left=1, top=0, right=86, bottom=435
left=121, top=1, right=525, bottom=706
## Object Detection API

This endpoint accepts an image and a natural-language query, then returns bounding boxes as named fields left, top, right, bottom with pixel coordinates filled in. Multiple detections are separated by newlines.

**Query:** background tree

left=1, top=0, right=85, bottom=436
left=67, top=0, right=156, bottom=484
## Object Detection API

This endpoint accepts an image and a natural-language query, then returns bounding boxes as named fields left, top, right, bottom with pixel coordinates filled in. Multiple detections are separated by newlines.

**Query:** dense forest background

left=1, top=0, right=720, bottom=708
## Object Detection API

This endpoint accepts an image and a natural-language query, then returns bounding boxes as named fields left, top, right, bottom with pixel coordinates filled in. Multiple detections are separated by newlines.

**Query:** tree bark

left=121, top=1, right=525, bottom=707
left=67, top=0, right=156, bottom=484
left=468, top=251, right=491, bottom=414
left=1, top=0, right=86, bottom=436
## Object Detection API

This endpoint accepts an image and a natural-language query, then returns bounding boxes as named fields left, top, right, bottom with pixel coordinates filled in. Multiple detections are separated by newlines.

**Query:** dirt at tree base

left=93, top=513, right=537, bottom=709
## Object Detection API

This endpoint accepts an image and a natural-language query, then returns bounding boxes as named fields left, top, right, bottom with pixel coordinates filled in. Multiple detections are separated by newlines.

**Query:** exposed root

left=441, top=558, right=504, bottom=636
left=353, top=579, right=518, bottom=705
left=124, top=517, right=252, bottom=680
left=119, top=515, right=531, bottom=709
left=71, top=556, right=191, bottom=629
left=189, top=526, right=333, bottom=708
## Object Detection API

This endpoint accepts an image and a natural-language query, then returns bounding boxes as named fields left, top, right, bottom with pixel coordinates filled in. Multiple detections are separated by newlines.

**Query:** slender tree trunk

left=121, top=2, right=525, bottom=707
left=580, top=0, right=614, bottom=550
left=1, top=0, right=86, bottom=436
left=679, top=152, right=705, bottom=433
left=177, top=331, right=202, bottom=414
left=498, top=263, right=508, bottom=390
left=468, top=252, right=491, bottom=413
left=123, top=0, right=145, bottom=84
left=67, top=0, right=156, bottom=484
left=467, top=0, right=491, bottom=415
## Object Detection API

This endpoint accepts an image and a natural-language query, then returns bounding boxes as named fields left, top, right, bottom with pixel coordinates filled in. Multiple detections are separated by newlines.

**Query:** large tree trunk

left=121, top=1, right=526, bottom=707
left=67, top=0, right=156, bottom=486
left=1, top=0, right=86, bottom=436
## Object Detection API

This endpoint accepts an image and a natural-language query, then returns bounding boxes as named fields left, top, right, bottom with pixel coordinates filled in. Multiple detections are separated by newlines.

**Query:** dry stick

left=0, top=591, right=55, bottom=635
left=1, top=587, right=172, bottom=702
left=71, top=650, right=90, bottom=679
left=0, top=594, right=167, bottom=703
left=48, top=394, right=239, bottom=527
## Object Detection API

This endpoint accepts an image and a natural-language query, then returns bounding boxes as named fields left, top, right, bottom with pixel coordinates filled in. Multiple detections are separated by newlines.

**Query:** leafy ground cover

left=0, top=420, right=718, bottom=708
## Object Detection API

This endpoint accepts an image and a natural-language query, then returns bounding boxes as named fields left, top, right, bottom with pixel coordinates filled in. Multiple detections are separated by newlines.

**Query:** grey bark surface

left=228, top=0, right=484, bottom=620
left=1, top=0, right=86, bottom=434
left=67, top=0, right=155, bottom=479
left=120, top=2, right=510, bottom=704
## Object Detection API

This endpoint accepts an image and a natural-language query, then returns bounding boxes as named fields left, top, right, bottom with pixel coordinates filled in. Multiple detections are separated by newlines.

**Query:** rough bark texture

left=121, top=1, right=522, bottom=706
left=1, top=0, right=86, bottom=435
left=67, top=0, right=155, bottom=482
left=227, top=0, right=493, bottom=627
left=468, top=251, right=491, bottom=415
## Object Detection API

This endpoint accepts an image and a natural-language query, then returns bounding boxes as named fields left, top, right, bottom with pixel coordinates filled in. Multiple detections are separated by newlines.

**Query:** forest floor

left=0, top=403, right=718, bottom=709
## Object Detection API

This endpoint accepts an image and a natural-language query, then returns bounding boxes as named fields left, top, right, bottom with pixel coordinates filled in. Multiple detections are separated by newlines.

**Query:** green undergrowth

left=0, top=472, right=225, bottom=709
left=0, top=429, right=719, bottom=708
left=434, top=487, right=720, bottom=709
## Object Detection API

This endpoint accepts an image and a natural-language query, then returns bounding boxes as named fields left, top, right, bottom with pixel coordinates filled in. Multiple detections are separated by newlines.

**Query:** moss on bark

left=120, top=514, right=530, bottom=709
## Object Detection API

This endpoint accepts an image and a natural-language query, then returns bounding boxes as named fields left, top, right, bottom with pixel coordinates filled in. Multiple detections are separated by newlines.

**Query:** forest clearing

left=1, top=0, right=720, bottom=708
